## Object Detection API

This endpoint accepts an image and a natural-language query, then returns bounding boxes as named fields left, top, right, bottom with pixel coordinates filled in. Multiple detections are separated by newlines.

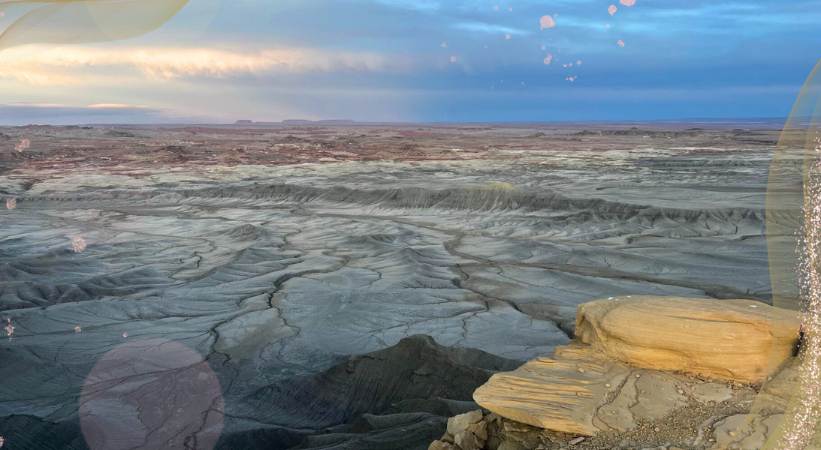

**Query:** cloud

left=371, top=0, right=440, bottom=12
left=0, top=45, right=413, bottom=85
left=452, top=21, right=531, bottom=36
left=0, top=0, right=816, bottom=123
left=87, top=103, right=142, bottom=109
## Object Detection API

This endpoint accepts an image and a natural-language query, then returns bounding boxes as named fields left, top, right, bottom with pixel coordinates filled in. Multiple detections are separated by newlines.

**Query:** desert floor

left=0, top=123, right=801, bottom=449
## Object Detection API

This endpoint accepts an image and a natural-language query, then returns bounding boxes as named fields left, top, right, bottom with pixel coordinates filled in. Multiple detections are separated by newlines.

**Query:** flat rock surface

left=450, top=359, right=811, bottom=449
left=474, top=296, right=800, bottom=440
left=474, top=343, right=736, bottom=436
left=475, top=345, right=629, bottom=436
left=709, top=411, right=821, bottom=450
left=576, top=296, right=800, bottom=383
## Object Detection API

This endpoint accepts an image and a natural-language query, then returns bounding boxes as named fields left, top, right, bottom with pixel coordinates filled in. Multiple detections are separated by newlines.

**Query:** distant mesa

left=234, top=119, right=357, bottom=126
left=284, top=119, right=357, bottom=125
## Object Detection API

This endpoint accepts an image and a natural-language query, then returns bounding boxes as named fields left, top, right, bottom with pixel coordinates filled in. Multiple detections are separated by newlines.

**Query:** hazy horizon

left=0, top=114, right=793, bottom=128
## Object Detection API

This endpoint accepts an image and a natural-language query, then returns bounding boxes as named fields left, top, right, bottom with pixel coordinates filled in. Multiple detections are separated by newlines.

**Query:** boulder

left=575, top=296, right=800, bottom=383
left=428, top=441, right=457, bottom=450
left=467, top=420, right=488, bottom=441
left=454, top=430, right=482, bottom=450
left=447, top=410, right=483, bottom=436
left=433, top=410, right=488, bottom=450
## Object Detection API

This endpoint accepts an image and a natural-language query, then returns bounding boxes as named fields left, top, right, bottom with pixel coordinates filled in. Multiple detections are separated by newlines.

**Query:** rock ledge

left=430, top=296, right=804, bottom=449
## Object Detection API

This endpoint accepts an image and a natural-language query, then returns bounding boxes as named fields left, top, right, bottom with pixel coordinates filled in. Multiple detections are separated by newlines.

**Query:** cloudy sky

left=0, top=0, right=818, bottom=124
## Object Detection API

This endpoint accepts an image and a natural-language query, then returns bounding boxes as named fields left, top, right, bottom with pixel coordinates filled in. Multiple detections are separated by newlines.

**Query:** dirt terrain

left=0, top=123, right=799, bottom=449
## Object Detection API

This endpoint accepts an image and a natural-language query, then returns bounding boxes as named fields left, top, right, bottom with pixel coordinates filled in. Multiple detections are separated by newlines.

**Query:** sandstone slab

left=472, top=297, right=801, bottom=438
left=575, top=296, right=800, bottom=383
left=475, top=345, right=628, bottom=435
left=473, top=344, right=715, bottom=436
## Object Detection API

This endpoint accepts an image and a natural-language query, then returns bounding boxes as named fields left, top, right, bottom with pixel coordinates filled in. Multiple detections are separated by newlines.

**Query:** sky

left=0, top=0, right=819, bottom=124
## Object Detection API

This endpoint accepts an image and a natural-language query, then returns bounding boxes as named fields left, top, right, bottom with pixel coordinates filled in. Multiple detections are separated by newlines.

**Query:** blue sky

left=0, top=0, right=818, bottom=123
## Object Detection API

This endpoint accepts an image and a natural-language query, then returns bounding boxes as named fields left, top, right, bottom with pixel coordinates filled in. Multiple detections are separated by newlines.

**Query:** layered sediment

left=434, top=297, right=803, bottom=450
left=0, top=124, right=800, bottom=449
left=575, top=296, right=800, bottom=383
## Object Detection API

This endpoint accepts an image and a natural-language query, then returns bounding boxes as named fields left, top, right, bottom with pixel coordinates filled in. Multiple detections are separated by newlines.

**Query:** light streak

left=775, top=132, right=821, bottom=449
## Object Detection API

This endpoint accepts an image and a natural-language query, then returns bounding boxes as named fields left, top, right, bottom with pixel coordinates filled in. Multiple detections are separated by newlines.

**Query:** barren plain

left=0, top=123, right=799, bottom=449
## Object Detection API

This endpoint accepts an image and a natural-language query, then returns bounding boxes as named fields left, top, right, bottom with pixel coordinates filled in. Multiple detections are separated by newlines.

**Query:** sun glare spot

left=71, top=236, right=87, bottom=253
left=4, top=319, right=14, bottom=338
left=540, top=15, right=556, bottom=30
left=14, top=138, right=30, bottom=153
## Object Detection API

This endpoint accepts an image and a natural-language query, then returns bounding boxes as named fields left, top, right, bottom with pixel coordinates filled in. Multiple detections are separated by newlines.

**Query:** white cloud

left=0, top=45, right=413, bottom=85
left=87, top=103, right=143, bottom=109
left=452, top=21, right=531, bottom=36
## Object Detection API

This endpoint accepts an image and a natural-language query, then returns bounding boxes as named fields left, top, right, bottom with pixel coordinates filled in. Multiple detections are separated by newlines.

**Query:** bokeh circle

left=79, top=338, right=224, bottom=450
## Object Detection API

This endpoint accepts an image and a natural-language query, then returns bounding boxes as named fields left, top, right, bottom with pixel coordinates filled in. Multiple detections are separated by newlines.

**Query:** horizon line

left=0, top=116, right=793, bottom=129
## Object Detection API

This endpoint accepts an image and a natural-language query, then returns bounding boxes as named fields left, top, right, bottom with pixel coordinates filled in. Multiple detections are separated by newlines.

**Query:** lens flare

left=3, top=319, right=13, bottom=338
left=0, top=0, right=189, bottom=50
left=539, top=15, right=556, bottom=30
left=764, top=60, right=821, bottom=449
left=71, top=236, right=87, bottom=253
left=13, top=138, right=29, bottom=152
left=80, top=338, right=224, bottom=450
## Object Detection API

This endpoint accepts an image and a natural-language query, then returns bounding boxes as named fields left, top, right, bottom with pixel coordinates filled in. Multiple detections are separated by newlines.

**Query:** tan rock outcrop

left=447, top=410, right=483, bottom=436
left=471, top=297, right=802, bottom=439
left=474, top=345, right=627, bottom=435
left=431, top=409, right=489, bottom=450
left=575, top=296, right=800, bottom=383
left=473, top=344, right=715, bottom=436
